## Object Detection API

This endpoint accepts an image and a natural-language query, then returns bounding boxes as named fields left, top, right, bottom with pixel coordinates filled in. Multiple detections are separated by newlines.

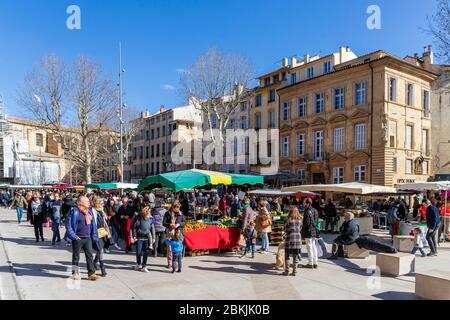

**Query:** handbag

left=315, top=239, right=323, bottom=257
left=261, top=218, right=271, bottom=228
left=98, top=227, right=108, bottom=239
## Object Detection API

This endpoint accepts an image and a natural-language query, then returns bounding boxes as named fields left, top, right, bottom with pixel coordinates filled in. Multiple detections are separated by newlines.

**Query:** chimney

left=303, top=54, right=310, bottom=64
left=422, top=45, right=434, bottom=65
left=291, top=56, right=297, bottom=66
left=160, top=105, right=166, bottom=113
left=282, top=58, right=289, bottom=67
left=141, top=111, right=149, bottom=118
left=339, top=46, right=346, bottom=63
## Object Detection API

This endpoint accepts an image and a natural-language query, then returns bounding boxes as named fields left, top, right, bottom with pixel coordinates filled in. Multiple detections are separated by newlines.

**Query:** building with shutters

left=275, top=49, right=439, bottom=187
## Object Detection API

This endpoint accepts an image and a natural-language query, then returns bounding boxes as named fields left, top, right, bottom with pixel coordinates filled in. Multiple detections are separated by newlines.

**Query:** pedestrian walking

left=50, top=193, right=63, bottom=245
left=92, top=197, right=110, bottom=277
left=65, top=196, right=99, bottom=281
left=283, top=207, right=302, bottom=276
left=302, top=198, right=320, bottom=269
left=163, top=200, right=186, bottom=271
left=10, top=192, right=27, bottom=224
left=30, top=195, right=45, bottom=242
left=255, top=201, right=272, bottom=254
left=425, top=199, right=440, bottom=256
left=165, top=230, right=184, bottom=273
left=131, top=206, right=155, bottom=273
left=152, top=202, right=167, bottom=257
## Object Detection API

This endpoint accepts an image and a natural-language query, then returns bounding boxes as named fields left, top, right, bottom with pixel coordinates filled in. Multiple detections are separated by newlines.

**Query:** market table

left=183, top=226, right=241, bottom=250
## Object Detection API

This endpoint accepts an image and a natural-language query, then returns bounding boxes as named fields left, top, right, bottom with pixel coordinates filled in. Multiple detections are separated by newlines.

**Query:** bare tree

left=17, top=54, right=118, bottom=184
left=427, top=0, right=450, bottom=63
left=179, top=47, right=254, bottom=143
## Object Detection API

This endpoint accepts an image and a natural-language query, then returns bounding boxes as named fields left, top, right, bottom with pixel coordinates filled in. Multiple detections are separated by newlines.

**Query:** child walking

left=241, top=221, right=257, bottom=258
left=165, top=231, right=184, bottom=273
left=411, top=227, right=426, bottom=257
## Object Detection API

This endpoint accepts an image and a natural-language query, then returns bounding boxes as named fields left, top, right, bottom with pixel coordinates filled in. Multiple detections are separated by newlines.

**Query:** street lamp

left=118, top=42, right=126, bottom=185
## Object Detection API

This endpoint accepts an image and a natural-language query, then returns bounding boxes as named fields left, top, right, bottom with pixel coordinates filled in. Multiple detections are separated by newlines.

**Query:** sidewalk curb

left=0, top=228, right=24, bottom=300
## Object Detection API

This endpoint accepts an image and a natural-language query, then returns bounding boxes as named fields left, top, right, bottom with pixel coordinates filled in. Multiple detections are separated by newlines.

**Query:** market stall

left=282, top=182, right=397, bottom=235
left=138, top=169, right=263, bottom=192
left=397, top=181, right=450, bottom=241
left=85, top=182, right=138, bottom=190
left=183, top=221, right=240, bottom=250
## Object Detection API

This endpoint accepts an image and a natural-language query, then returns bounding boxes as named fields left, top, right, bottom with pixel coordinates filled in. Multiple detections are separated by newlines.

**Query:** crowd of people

left=2, top=187, right=450, bottom=280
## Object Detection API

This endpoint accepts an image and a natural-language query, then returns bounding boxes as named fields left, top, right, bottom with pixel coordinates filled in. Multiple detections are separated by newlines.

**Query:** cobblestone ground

left=1, top=207, right=449, bottom=300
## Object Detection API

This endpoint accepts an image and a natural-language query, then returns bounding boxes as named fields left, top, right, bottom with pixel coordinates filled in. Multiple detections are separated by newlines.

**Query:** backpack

left=387, top=207, right=398, bottom=224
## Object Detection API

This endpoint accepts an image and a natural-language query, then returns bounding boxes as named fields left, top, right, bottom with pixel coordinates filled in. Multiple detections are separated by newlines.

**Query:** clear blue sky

left=0, top=0, right=440, bottom=117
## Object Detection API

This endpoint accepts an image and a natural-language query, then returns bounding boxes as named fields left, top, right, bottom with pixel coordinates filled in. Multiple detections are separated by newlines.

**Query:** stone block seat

left=393, top=235, right=414, bottom=253
left=342, top=243, right=369, bottom=259
left=415, top=269, right=450, bottom=300
left=376, top=252, right=415, bottom=277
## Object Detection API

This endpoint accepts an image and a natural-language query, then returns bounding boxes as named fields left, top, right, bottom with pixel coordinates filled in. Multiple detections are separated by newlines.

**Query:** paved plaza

left=0, top=207, right=449, bottom=300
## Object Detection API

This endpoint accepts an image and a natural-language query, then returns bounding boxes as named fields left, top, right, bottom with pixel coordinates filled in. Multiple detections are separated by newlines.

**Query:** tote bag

left=315, top=239, right=323, bottom=257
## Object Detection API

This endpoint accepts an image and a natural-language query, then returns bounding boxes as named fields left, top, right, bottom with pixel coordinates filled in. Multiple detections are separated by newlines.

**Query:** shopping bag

left=315, top=239, right=323, bottom=257
left=44, top=220, right=52, bottom=229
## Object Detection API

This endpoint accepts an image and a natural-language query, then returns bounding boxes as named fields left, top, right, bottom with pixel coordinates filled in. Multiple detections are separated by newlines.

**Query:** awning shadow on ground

left=372, top=291, right=419, bottom=300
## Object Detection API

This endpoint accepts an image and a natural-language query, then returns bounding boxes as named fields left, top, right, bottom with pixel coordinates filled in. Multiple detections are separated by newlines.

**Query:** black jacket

left=302, top=207, right=319, bottom=238
left=163, top=210, right=186, bottom=233
left=337, top=219, right=360, bottom=245
left=324, top=203, right=337, bottom=217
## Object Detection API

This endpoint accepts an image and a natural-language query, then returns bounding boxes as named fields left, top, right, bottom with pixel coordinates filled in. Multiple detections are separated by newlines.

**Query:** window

left=389, top=78, right=397, bottom=101
left=228, top=118, right=235, bottom=129
left=405, top=125, right=413, bottom=149
left=245, top=136, right=250, bottom=154
left=355, top=124, right=366, bottom=149
left=151, top=129, right=154, bottom=139
left=306, top=67, right=315, bottom=79
left=268, top=89, right=276, bottom=102
left=151, top=145, right=154, bottom=158
left=240, top=101, right=247, bottom=111
left=264, top=77, right=271, bottom=86
left=211, top=115, right=218, bottom=128
left=290, top=72, right=297, bottom=84
left=241, top=116, right=248, bottom=129
left=315, top=93, right=324, bottom=113
left=334, top=87, right=345, bottom=110
left=156, top=144, right=160, bottom=157
left=422, top=161, right=429, bottom=175
left=145, top=146, right=149, bottom=159
left=269, top=111, right=276, bottom=128
left=151, top=163, right=154, bottom=175
left=162, top=143, right=166, bottom=156
left=139, top=146, right=143, bottom=159
left=333, top=167, right=344, bottom=184
left=334, top=127, right=344, bottom=152
left=282, top=102, right=291, bottom=121
left=354, top=165, right=366, bottom=182
left=255, top=94, right=262, bottom=107
left=146, top=130, right=149, bottom=140
left=297, top=97, right=307, bottom=118
left=422, top=129, right=428, bottom=154
left=233, top=137, right=238, bottom=157
left=273, top=75, right=279, bottom=83
left=297, top=133, right=305, bottom=156
left=156, top=128, right=160, bottom=138
left=173, top=123, right=177, bottom=131
left=354, top=81, right=366, bottom=105
left=393, top=157, right=397, bottom=172
left=282, top=72, right=287, bottom=81
left=389, top=121, right=397, bottom=148
left=406, top=159, right=412, bottom=174
left=323, top=61, right=332, bottom=74
left=162, top=126, right=166, bottom=137
left=297, top=169, right=306, bottom=182
left=282, top=136, right=290, bottom=157
left=407, top=84, right=414, bottom=106
left=313, top=131, right=324, bottom=160
left=36, top=133, right=43, bottom=147
left=133, top=148, right=137, bottom=160
left=423, top=90, right=430, bottom=117
left=255, top=114, right=262, bottom=129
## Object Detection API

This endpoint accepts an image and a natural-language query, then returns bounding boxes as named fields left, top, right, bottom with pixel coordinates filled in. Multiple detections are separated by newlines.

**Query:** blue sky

left=0, top=0, right=440, bottom=117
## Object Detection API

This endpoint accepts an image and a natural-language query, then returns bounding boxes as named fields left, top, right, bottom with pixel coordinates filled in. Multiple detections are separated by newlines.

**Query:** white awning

left=396, top=181, right=450, bottom=191
left=282, top=182, right=397, bottom=195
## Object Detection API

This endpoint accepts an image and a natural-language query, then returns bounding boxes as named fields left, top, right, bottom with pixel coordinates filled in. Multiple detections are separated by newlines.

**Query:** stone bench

left=343, top=243, right=369, bottom=259
left=376, top=252, right=415, bottom=277
left=415, top=269, right=450, bottom=300
left=393, top=235, right=414, bottom=253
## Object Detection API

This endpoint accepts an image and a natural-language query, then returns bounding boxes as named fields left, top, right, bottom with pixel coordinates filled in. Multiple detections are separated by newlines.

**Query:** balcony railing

left=302, top=152, right=328, bottom=162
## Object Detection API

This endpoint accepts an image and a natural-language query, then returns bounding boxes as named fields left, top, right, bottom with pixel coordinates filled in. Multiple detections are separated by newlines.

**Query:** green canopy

left=138, top=169, right=263, bottom=192
left=85, top=182, right=138, bottom=190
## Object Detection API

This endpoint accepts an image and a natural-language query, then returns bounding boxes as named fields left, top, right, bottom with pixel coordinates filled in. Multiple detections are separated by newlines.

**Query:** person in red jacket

left=439, top=202, right=450, bottom=242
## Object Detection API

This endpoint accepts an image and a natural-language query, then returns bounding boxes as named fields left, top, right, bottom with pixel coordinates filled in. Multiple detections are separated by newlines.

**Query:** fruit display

left=219, top=215, right=233, bottom=222
left=183, top=222, right=210, bottom=233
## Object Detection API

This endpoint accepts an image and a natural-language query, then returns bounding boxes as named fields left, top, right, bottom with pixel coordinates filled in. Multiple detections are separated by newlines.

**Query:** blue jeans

left=52, top=218, right=61, bottom=243
left=411, top=247, right=426, bottom=256
left=260, top=232, right=269, bottom=252
left=172, top=252, right=182, bottom=272
left=244, top=241, right=255, bottom=256
left=136, top=239, right=150, bottom=267
left=111, top=224, right=119, bottom=245
left=16, top=208, right=23, bottom=224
